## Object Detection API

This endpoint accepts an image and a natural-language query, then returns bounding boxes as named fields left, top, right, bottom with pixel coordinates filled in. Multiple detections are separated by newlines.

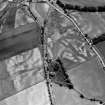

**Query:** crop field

left=0, top=0, right=105, bottom=105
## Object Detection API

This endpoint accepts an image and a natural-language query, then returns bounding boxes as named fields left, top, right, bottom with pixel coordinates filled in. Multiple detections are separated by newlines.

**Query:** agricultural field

left=0, top=0, right=105, bottom=105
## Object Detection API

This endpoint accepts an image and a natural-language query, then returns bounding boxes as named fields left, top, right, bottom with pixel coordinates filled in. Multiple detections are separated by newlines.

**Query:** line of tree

left=56, top=0, right=105, bottom=12
left=92, top=33, right=105, bottom=45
